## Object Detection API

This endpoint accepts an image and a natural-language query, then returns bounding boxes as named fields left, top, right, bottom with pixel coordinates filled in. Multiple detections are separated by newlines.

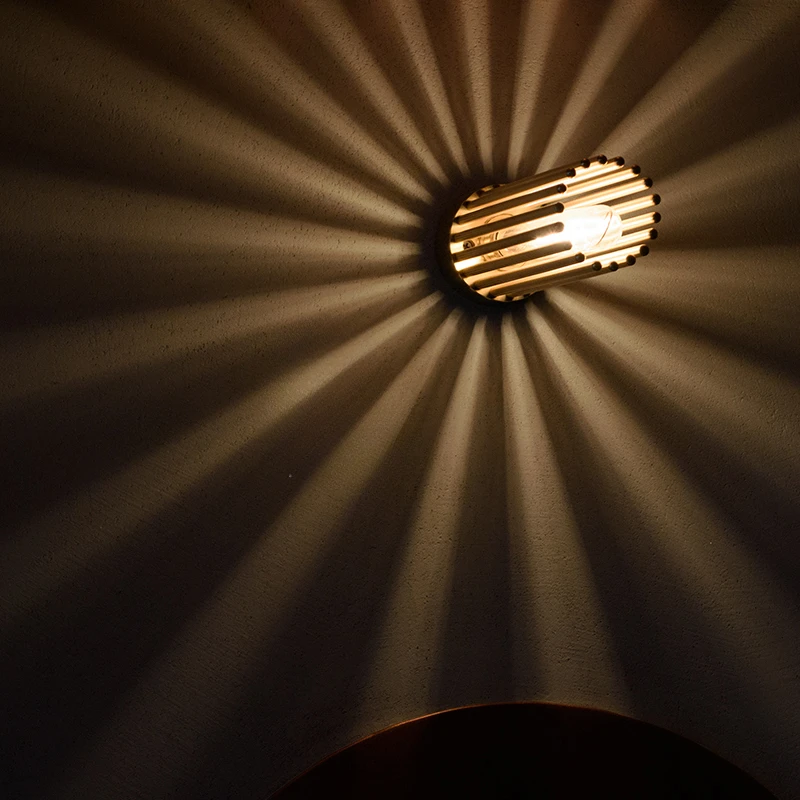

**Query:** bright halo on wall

left=441, top=155, right=660, bottom=304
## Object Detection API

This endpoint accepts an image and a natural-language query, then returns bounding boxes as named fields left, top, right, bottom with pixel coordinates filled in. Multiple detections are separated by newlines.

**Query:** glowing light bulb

left=559, top=205, right=623, bottom=252
left=441, top=154, right=660, bottom=303
left=483, top=214, right=537, bottom=258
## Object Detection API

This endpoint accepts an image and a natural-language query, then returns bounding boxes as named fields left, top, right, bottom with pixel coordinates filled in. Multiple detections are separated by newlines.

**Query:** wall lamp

left=440, top=155, right=659, bottom=304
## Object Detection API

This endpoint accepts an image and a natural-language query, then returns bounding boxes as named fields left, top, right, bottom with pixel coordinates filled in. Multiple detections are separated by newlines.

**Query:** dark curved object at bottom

left=273, top=703, right=775, bottom=799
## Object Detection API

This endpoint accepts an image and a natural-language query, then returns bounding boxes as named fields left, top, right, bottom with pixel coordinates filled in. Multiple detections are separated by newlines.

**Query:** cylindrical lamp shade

left=443, top=156, right=659, bottom=303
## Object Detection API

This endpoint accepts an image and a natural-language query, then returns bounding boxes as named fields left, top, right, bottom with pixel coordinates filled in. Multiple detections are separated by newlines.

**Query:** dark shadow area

left=515, top=304, right=780, bottom=779
left=2, top=1, right=800, bottom=798
left=0, top=281, right=430, bottom=533
left=417, top=1, right=488, bottom=176
left=1, top=132, right=417, bottom=253
left=567, top=280, right=800, bottom=382
left=488, top=0, right=527, bottom=175
left=340, top=0, right=466, bottom=185
left=54, top=0, right=432, bottom=217
left=245, top=1, right=445, bottom=200
left=1, top=139, right=418, bottom=246
left=515, top=0, right=615, bottom=176
left=513, top=306, right=681, bottom=720
left=635, top=15, right=800, bottom=180
left=658, top=156, right=800, bottom=249
left=1, top=3, right=423, bottom=258
left=0, top=226, right=423, bottom=326
left=0, top=296, right=449, bottom=800
left=275, top=703, right=776, bottom=799
left=433, top=316, right=516, bottom=708
left=563, top=0, right=729, bottom=162
left=176, top=314, right=474, bottom=800
left=539, top=296, right=800, bottom=604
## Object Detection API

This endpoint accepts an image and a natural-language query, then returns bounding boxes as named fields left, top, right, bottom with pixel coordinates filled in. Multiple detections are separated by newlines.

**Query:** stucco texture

left=1, top=0, right=799, bottom=797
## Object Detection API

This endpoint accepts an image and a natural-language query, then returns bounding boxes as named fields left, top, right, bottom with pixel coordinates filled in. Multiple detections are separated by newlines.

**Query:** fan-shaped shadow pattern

left=1, top=1, right=799, bottom=799
left=2, top=294, right=447, bottom=795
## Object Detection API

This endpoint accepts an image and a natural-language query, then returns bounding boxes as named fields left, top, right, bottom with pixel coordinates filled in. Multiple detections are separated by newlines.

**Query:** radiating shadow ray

left=500, top=313, right=547, bottom=697
left=1, top=165, right=423, bottom=322
left=3, top=241, right=423, bottom=326
left=2, top=1, right=799, bottom=798
left=340, top=0, right=465, bottom=182
left=1, top=280, right=433, bottom=630
left=566, top=272, right=800, bottom=380
left=506, top=2, right=562, bottom=177
left=488, top=0, right=526, bottom=175
left=0, top=294, right=448, bottom=799
left=0, top=3, right=416, bottom=240
left=306, top=0, right=453, bottom=185
left=4, top=271, right=428, bottom=407
left=523, top=301, right=795, bottom=791
left=386, top=0, right=471, bottom=174
left=170, top=311, right=474, bottom=800
left=513, top=307, right=677, bottom=720
left=346, top=317, right=493, bottom=752
left=539, top=293, right=800, bottom=602
left=0, top=278, right=431, bottom=534
left=453, top=0, right=494, bottom=173
left=0, top=145, right=416, bottom=245
left=433, top=315, right=514, bottom=708
left=416, top=0, right=488, bottom=176
left=607, top=6, right=800, bottom=180
left=550, top=0, right=728, bottom=166
left=500, top=313, right=629, bottom=705
left=656, top=115, right=800, bottom=250
left=245, top=0, right=445, bottom=197
left=47, top=0, right=431, bottom=219
left=516, top=0, right=614, bottom=175
left=538, top=0, right=657, bottom=169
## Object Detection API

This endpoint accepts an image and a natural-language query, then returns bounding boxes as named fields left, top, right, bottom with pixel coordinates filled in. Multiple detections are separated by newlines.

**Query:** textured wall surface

left=2, top=0, right=799, bottom=797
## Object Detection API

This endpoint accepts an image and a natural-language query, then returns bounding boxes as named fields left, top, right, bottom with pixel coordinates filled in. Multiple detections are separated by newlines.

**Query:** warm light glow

left=442, top=155, right=659, bottom=303
left=559, top=205, right=623, bottom=251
